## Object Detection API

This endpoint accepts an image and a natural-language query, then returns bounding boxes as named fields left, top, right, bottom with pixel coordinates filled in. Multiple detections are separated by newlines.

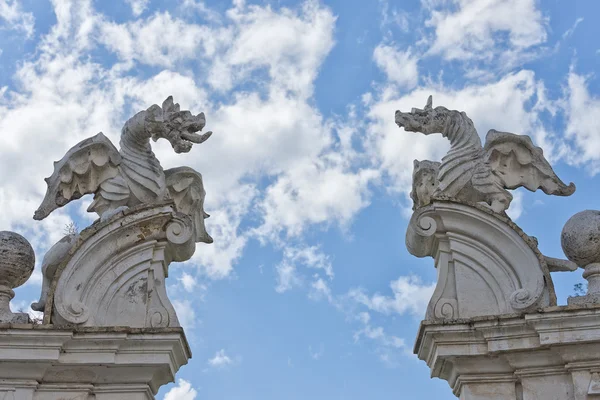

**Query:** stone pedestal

left=415, top=305, right=600, bottom=400
left=406, top=202, right=556, bottom=320
left=0, top=324, right=190, bottom=400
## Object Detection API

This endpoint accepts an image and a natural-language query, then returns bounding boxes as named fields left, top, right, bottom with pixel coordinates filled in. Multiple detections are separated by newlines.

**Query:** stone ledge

left=415, top=305, right=600, bottom=399
left=0, top=326, right=191, bottom=398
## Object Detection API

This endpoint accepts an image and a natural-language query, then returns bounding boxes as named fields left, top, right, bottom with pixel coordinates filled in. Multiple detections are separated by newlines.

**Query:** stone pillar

left=416, top=307, right=600, bottom=399
left=0, top=97, right=215, bottom=399
left=407, top=201, right=600, bottom=399
left=0, top=205, right=197, bottom=398
left=0, top=325, right=190, bottom=400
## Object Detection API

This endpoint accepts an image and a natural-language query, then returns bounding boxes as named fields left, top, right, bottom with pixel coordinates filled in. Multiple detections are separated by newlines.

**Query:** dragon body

left=396, top=96, right=575, bottom=213
left=32, top=97, right=213, bottom=311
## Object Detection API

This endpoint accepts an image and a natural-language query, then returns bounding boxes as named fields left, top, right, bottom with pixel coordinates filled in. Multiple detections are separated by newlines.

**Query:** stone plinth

left=406, top=201, right=555, bottom=320
left=44, top=202, right=196, bottom=328
left=415, top=305, right=600, bottom=400
left=0, top=324, right=190, bottom=399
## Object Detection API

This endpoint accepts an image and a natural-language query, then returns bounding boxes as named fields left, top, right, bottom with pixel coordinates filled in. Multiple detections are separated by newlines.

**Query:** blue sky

left=0, top=0, right=599, bottom=399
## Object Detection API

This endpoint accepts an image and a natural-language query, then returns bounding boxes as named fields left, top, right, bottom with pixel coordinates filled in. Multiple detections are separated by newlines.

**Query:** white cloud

left=373, top=45, right=419, bottom=89
left=254, top=114, right=379, bottom=241
left=378, top=0, right=410, bottom=38
left=179, top=272, right=197, bottom=292
left=172, top=299, right=197, bottom=332
left=352, top=311, right=411, bottom=365
left=164, top=379, right=197, bottom=400
left=180, top=0, right=222, bottom=23
left=274, top=246, right=334, bottom=293
left=309, top=277, right=333, bottom=303
left=98, top=12, right=230, bottom=68
left=563, top=71, right=600, bottom=174
left=125, top=0, right=149, bottom=17
left=347, top=275, right=435, bottom=318
left=562, top=17, right=584, bottom=40
left=424, top=0, right=547, bottom=65
left=275, top=261, right=301, bottom=293
left=208, top=349, right=235, bottom=368
left=506, top=189, right=524, bottom=221
left=9, top=299, right=43, bottom=321
left=0, top=0, right=34, bottom=37
left=0, top=0, right=354, bottom=286
left=208, top=0, right=336, bottom=96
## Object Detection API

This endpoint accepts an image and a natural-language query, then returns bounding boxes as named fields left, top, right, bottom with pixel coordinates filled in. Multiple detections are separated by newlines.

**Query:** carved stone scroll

left=406, top=201, right=555, bottom=320
left=46, top=202, right=195, bottom=327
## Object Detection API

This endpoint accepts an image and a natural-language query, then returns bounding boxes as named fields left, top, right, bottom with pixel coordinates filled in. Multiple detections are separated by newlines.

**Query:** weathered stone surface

left=0, top=325, right=190, bottom=399
left=31, top=97, right=214, bottom=316
left=396, top=96, right=575, bottom=214
left=44, top=203, right=194, bottom=328
left=406, top=201, right=554, bottom=320
left=31, top=233, right=78, bottom=312
left=410, top=160, right=440, bottom=210
left=561, top=210, right=600, bottom=305
left=415, top=305, right=600, bottom=399
left=562, top=210, right=600, bottom=267
left=0, top=231, right=34, bottom=323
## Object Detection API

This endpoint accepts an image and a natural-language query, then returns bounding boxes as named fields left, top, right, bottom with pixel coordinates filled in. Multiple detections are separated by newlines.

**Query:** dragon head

left=148, top=96, right=212, bottom=154
left=395, top=95, right=449, bottom=135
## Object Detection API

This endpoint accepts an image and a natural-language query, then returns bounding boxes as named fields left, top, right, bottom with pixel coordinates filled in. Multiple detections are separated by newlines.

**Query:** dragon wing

left=483, top=129, right=575, bottom=196
left=34, top=132, right=122, bottom=220
left=165, top=166, right=213, bottom=244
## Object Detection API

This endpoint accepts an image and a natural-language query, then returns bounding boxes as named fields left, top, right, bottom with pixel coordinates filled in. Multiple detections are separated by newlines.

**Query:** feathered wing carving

left=34, top=133, right=122, bottom=220
left=483, top=129, right=575, bottom=196
left=165, top=166, right=213, bottom=244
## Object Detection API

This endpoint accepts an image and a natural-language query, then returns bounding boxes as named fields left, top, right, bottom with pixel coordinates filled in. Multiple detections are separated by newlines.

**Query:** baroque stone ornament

left=0, top=231, right=34, bottom=323
left=562, top=210, right=600, bottom=305
left=406, top=202, right=556, bottom=319
left=396, top=96, right=575, bottom=213
left=401, top=97, right=579, bottom=321
left=31, top=97, right=213, bottom=328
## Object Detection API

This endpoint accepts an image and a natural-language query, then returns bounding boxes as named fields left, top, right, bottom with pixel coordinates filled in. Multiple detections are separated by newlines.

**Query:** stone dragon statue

left=396, top=96, right=575, bottom=213
left=32, top=96, right=213, bottom=311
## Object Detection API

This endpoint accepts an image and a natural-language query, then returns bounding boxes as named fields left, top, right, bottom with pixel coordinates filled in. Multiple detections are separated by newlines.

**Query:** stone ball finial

left=0, top=231, right=35, bottom=323
left=561, top=210, right=600, bottom=268
left=0, top=231, right=35, bottom=289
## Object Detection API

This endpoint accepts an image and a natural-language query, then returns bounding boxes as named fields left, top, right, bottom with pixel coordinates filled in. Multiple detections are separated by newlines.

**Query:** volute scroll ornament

left=399, top=97, right=579, bottom=321
left=29, top=97, right=214, bottom=328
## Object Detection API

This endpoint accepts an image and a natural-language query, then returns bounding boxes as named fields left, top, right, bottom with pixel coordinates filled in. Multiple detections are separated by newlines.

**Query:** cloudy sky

left=1, top=0, right=599, bottom=399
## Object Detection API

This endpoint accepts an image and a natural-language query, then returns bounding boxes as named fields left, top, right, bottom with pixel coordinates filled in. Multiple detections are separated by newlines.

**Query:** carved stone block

left=44, top=203, right=195, bottom=328
left=406, top=201, right=555, bottom=320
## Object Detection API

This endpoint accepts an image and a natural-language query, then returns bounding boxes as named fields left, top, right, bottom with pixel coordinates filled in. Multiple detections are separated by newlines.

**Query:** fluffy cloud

left=0, top=0, right=34, bottom=37
left=172, top=299, right=197, bottom=333
left=208, top=349, right=236, bottom=368
left=274, top=246, right=333, bottom=293
left=0, top=0, right=368, bottom=284
left=164, top=379, right=197, bottom=400
left=347, top=275, right=435, bottom=318
left=563, top=71, right=600, bottom=174
left=125, top=0, right=149, bottom=17
left=351, top=311, right=410, bottom=365
left=424, top=0, right=548, bottom=64
left=373, top=45, right=419, bottom=89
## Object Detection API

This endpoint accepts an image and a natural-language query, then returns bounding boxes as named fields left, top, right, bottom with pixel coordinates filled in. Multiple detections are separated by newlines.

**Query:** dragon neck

left=441, top=110, right=482, bottom=152
left=119, top=112, right=167, bottom=203
left=435, top=110, right=484, bottom=197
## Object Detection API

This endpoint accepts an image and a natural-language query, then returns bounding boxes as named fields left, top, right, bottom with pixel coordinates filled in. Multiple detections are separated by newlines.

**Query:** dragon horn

left=425, top=95, right=433, bottom=110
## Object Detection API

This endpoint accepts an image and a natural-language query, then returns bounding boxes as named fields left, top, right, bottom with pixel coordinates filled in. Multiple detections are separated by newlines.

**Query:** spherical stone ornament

left=561, top=210, right=600, bottom=268
left=0, top=231, right=35, bottom=289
